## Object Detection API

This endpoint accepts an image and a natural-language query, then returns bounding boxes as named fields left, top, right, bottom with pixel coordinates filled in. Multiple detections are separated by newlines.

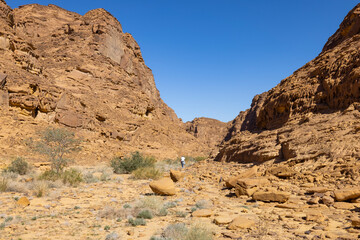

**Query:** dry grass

left=0, top=177, right=8, bottom=192
left=7, top=180, right=29, bottom=194
left=31, top=180, right=49, bottom=197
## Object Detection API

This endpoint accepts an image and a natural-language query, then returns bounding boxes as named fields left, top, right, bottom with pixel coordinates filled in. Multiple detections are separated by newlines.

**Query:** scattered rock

left=252, top=190, right=290, bottom=203
left=267, top=165, right=296, bottom=178
left=214, top=216, right=233, bottom=225
left=227, top=216, right=255, bottom=230
left=306, top=187, right=330, bottom=194
left=170, top=169, right=184, bottom=182
left=225, top=166, right=258, bottom=188
left=234, top=177, right=269, bottom=197
left=351, top=218, right=360, bottom=228
left=334, top=188, right=360, bottom=202
left=192, top=209, right=213, bottom=217
left=321, top=196, right=335, bottom=206
left=333, top=202, right=354, bottom=210
left=306, top=211, right=325, bottom=223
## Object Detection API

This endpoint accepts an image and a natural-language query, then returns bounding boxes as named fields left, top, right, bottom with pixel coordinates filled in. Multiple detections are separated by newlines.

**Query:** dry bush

left=31, top=180, right=49, bottom=197
left=83, top=171, right=99, bottom=183
left=160, top=221, right=213, bottom=240
left=98, top=206, right=131, bottom=220
left=185, top=222, right=213, bottom=240
left=134, top=196, right=165, bottom=216
left=163, top=223, right=188, bottom=240
left=7, top=180, right=29, bottom=193
left=132, top=166, right=163, bottom=180
left=98, top=166, right=113, bottom=181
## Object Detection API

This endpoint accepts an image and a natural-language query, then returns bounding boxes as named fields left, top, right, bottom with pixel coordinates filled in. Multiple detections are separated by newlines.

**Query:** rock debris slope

left=0, top=1, right=226, bottom=162
left=217, top=3, right=360, bottom=171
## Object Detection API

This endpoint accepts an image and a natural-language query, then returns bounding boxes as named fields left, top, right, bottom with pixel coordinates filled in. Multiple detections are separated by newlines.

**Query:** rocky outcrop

left=0, top=1, right=226, bottom=162
left=185, top=117, right=229, bottom=157
left=216, top=3, right=360, bottom=172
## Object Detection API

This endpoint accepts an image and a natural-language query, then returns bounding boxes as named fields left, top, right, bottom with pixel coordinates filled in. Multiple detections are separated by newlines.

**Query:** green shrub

left=132, top=166, right=162, bottom=180
left=175, top=211, right=188, bottom=218
left=137, top=209, right=153, bottom=219
left=62, top=169, right=83, bottom=186
left=194, top=156, right=206, bottom=162
left=128, top=217, right=146, bottom=226
left=39, top=170, right=60, bottom=181
left=27, top=127, right=81, bottom=173
left=123, top=203, right=131, bottom=209
left=111, top=151, right=155, bottom=174
left=6, top=157, right=29, bottom=175
left=158, top=207, right=168, bottom=216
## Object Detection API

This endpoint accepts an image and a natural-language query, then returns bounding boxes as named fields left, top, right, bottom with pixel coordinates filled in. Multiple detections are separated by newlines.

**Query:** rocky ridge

left=216, top=3, right=360, bottom=174
left=0, top=1, right=226, bottom=163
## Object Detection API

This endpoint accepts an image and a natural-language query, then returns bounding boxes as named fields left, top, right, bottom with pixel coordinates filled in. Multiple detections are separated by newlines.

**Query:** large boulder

left=149, top=178, right=176, bottom=196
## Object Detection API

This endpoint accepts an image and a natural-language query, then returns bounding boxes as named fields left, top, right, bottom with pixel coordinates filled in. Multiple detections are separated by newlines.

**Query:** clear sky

left=7, top=1, right=360, bottom=122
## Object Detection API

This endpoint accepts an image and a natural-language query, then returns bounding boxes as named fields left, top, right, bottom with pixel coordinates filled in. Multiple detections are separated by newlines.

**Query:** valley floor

left=1, top=160, right=360, bottom=240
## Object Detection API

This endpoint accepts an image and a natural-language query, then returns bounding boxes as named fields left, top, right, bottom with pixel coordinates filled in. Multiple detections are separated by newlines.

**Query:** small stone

left=333, top=202, right=354, bottom=210
left=252, top=190, right=290, bottom=203
left=17, top=197, right=30, bottom=207
left=306, top=187, right=330, bottom=194
left=227, top=216, right=255, bottom=230
left=321, top=196, right=334, bottom=206
left=192, top=209, right=213, bottom=217
left=306, top=211, right=325, bottom=223
left=213, top=216, right=233, bottom=225
left=351, top=217, right=360, bottom=228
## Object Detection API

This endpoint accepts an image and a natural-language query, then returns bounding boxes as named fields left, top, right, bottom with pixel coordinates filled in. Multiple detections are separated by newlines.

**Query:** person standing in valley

left=180, top=156, right=185, bottom=168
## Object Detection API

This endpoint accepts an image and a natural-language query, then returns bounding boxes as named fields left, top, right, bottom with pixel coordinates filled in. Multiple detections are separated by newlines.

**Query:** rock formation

left=216, top=3, right=360, bottom=174
left=0, top=1, right=226, bottom=162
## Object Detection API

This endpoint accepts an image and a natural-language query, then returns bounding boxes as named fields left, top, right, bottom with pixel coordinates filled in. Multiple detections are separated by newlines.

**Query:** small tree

left=28, top=127, right=81, bottom=173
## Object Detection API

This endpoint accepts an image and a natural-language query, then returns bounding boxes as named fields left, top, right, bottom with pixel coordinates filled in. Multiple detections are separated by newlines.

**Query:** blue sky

left=8, top=1, right=360, bottom=122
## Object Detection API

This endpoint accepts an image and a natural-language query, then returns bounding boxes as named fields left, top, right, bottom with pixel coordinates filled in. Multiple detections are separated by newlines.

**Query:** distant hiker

left=180, top=156, right=185, bottom=168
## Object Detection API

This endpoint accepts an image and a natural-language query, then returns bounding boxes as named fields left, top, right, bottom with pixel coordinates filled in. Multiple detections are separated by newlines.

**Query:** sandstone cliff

left=216, top=3, right=360, bottom=170
left=0, top=1, right=226, bottom=162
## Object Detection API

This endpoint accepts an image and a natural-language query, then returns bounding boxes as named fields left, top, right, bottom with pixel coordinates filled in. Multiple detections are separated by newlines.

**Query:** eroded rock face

left=0, top=1, right=227, bottom=162
left=185, top=117, right=230, bottom=157
left=216, top=3, right=360, bottom=171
